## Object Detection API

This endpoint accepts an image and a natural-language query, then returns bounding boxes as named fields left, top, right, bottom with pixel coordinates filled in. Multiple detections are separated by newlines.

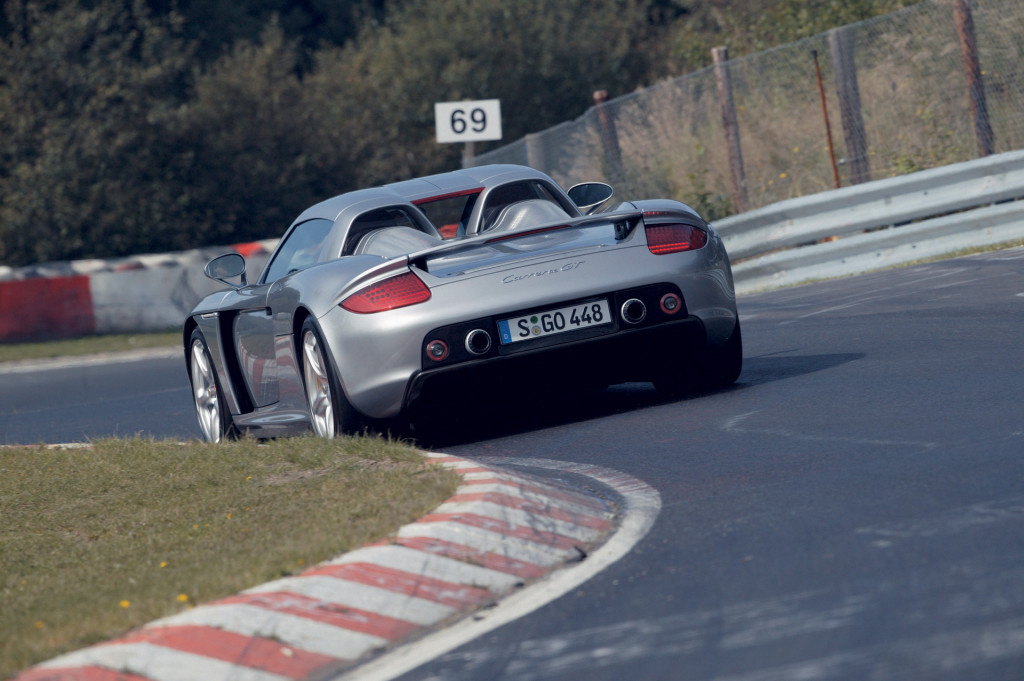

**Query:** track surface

left=3, top=249, right=1023, bottom=679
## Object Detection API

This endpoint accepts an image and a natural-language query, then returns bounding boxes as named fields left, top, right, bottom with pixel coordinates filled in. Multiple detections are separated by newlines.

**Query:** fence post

left=593, top=90, right=624, bottom=184
left=954, top=0, right=994, bottom=157
left=829, top=26, right=870, bottom=184
left=712, top=46, right=748, bottom=213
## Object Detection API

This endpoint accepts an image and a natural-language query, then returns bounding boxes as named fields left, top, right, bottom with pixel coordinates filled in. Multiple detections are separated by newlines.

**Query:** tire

left=188, top=328, right=236, bottom=443
left=653, top=320, right=742, bottom=397
left=702, top=319, right=743, bottom=390
left=299, top=318, right=359, bottom=438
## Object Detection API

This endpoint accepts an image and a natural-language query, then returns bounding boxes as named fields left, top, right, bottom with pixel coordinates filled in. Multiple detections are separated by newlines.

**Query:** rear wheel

left=653, top=320, right=742, bottom=397
left=703, top=319, right=743, bottom=390
left=189, top=328, right=235, bottom=442
left=300, top=318, right=358, bottom=438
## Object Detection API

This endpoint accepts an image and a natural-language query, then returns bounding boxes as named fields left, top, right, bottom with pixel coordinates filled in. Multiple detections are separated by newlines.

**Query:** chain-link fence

left=470, top=0, right=1024, bottom=218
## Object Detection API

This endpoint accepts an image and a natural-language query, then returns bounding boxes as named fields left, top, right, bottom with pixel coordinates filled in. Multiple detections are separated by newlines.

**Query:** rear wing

left=406, top=208, right=645, bottom=268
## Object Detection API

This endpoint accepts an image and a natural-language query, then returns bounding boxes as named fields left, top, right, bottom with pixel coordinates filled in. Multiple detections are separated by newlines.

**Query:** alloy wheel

left=302, top=330, right=336, bottom=438
left=190, top=339, right=223, bottom=443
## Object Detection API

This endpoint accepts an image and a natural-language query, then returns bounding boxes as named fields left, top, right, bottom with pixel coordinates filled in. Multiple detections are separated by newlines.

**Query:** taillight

left=645, top=223, right=708, bottom=255
left=340, top=271, right=431, bottom=313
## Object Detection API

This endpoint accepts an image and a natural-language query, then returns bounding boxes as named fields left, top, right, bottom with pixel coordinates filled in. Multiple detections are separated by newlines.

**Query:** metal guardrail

left=717, top=149, right=1024, bottom=294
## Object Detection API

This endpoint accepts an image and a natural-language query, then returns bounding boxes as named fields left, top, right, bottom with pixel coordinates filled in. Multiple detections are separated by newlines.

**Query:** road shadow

left=399, top=351, right=865, bottom=449
left=738, top=351, right=865, bottom=386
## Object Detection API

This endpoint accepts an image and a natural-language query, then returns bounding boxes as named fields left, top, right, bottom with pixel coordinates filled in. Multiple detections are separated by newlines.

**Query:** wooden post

left=712, top=46, right=748, bottom=213
left=812, top=50, right=841, bottom=189
left=954, top=0, right=994, bottom=157
left=829, top=27, right=870, bottom=184
left=593, top=90, right=623, bottom=183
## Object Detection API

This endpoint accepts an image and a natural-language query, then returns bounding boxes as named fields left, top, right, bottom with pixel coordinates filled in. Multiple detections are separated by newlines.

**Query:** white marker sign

left=435, top=99, right=502, bottom=143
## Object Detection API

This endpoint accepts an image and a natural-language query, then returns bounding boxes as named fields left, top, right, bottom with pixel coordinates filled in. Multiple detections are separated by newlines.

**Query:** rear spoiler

left=405, top=208, right=645, bottom=268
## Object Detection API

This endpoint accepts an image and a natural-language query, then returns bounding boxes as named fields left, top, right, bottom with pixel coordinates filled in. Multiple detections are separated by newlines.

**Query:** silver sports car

left=184, top=164, right=741, bottom=442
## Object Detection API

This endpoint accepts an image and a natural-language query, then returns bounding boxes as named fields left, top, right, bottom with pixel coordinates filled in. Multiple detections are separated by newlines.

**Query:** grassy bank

left=0, top=436, right=460, bottom=678
left=0, top=333, right=180, bottom=364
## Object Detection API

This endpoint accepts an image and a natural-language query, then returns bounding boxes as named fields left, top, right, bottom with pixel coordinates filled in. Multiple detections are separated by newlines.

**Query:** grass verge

left=0, top=332, right=180, bottom=364
left=0, top=436, right=461, bottom=678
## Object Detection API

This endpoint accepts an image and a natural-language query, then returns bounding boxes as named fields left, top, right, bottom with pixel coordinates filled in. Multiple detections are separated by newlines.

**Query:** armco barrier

left=730, top=200, right=1024, bottom=293
left=716, top=149, right=1024, bottom=293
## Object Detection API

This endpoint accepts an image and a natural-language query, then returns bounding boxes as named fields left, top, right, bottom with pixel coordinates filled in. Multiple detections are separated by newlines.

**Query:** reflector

left=426, top=340, right=449, bottom=361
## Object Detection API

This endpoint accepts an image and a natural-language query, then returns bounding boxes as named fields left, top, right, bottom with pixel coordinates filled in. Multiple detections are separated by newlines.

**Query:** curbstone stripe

left=15, top=452, right=616, bottom=681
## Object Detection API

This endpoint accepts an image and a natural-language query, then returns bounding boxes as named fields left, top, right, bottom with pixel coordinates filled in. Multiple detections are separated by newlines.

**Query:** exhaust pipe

left=465, top=328, right=492, bottom=355
left=620, top=298, right=647, bottom=324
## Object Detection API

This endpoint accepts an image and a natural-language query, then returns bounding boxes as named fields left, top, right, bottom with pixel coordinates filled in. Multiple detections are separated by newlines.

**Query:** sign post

left=435, top=99, right=502, bottom=167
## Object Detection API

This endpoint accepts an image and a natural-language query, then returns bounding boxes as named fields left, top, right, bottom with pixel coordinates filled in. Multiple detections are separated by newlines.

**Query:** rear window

left=415, top=190, right=481, bottom=239
left=479, top=182, right=568, bottom=232
left=344, top=207, right=421, bottom=255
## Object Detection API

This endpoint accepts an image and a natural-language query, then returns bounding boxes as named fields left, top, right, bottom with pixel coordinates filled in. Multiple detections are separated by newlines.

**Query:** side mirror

left=567, top=182, right=614, bottom=215
left=204, top=253, right=248, bottom=287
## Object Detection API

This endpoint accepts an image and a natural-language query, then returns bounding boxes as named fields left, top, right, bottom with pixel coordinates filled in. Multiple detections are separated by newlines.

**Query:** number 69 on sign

left=435, top=99, right=502, bottom=144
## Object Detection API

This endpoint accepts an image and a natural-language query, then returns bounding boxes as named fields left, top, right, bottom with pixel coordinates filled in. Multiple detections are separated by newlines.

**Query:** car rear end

left=315, top=205, right=738, bottom=420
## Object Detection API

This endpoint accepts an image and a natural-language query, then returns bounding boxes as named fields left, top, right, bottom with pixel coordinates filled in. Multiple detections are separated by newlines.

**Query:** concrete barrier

left=0, top=241, right=276, bottom=343
left=0, top=276, right=94, bottom=341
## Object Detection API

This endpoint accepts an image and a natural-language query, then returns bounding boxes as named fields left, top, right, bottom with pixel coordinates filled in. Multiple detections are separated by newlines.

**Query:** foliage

left=0, top=0, right=195, bottom=265
left=306, top=0, right=672, bottom=187
left=666, top=0, right=918, bottom=73
left=166, top=21, right=357, bottom=247
left=0, top=3, right=353, bottom=265
left=0, top=0, right=917, bottom=267
left=1, top=0, right=393, bottom=65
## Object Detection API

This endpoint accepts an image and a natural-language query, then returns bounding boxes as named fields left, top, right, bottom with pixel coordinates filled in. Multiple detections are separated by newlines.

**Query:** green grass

left=0, top=333, right=180, bottom=364
left=0, top=436, right=461, bottom=678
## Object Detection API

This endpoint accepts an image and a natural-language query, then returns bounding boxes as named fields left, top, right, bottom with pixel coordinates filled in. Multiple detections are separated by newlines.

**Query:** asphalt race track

left=2, top=248, right=1023, bottom=680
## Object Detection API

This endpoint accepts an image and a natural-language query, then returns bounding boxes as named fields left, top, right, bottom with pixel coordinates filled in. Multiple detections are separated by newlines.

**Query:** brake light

left=340, top=271, right=431, bottom=313
left=645, top=223, right=708, bottom=255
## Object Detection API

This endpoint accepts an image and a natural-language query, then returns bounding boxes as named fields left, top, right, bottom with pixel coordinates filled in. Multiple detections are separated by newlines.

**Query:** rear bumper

left=319, top=240, right=737, bottom=420
left=403, top=315, right=707, bottom=412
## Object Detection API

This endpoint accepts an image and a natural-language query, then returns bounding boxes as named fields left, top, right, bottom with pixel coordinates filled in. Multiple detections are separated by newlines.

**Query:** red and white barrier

left=0, top=241, right=277, bottom=343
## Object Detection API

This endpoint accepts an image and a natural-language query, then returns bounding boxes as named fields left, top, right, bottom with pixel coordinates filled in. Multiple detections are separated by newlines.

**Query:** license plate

left=498, top=299, right=613, bottom=344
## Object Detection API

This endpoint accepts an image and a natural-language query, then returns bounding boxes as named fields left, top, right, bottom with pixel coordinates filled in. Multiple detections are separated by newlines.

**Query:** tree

left=168, top=21, right=358, bottom=245
left=666, top=0, right=917, bottom=73
left=0, top=0, right=195, bottom=266
left=137, top=0, right=392, bottom=67
left=307, top=0, right=672, bottom=186
left=0, top=2, right=356, bottom=267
